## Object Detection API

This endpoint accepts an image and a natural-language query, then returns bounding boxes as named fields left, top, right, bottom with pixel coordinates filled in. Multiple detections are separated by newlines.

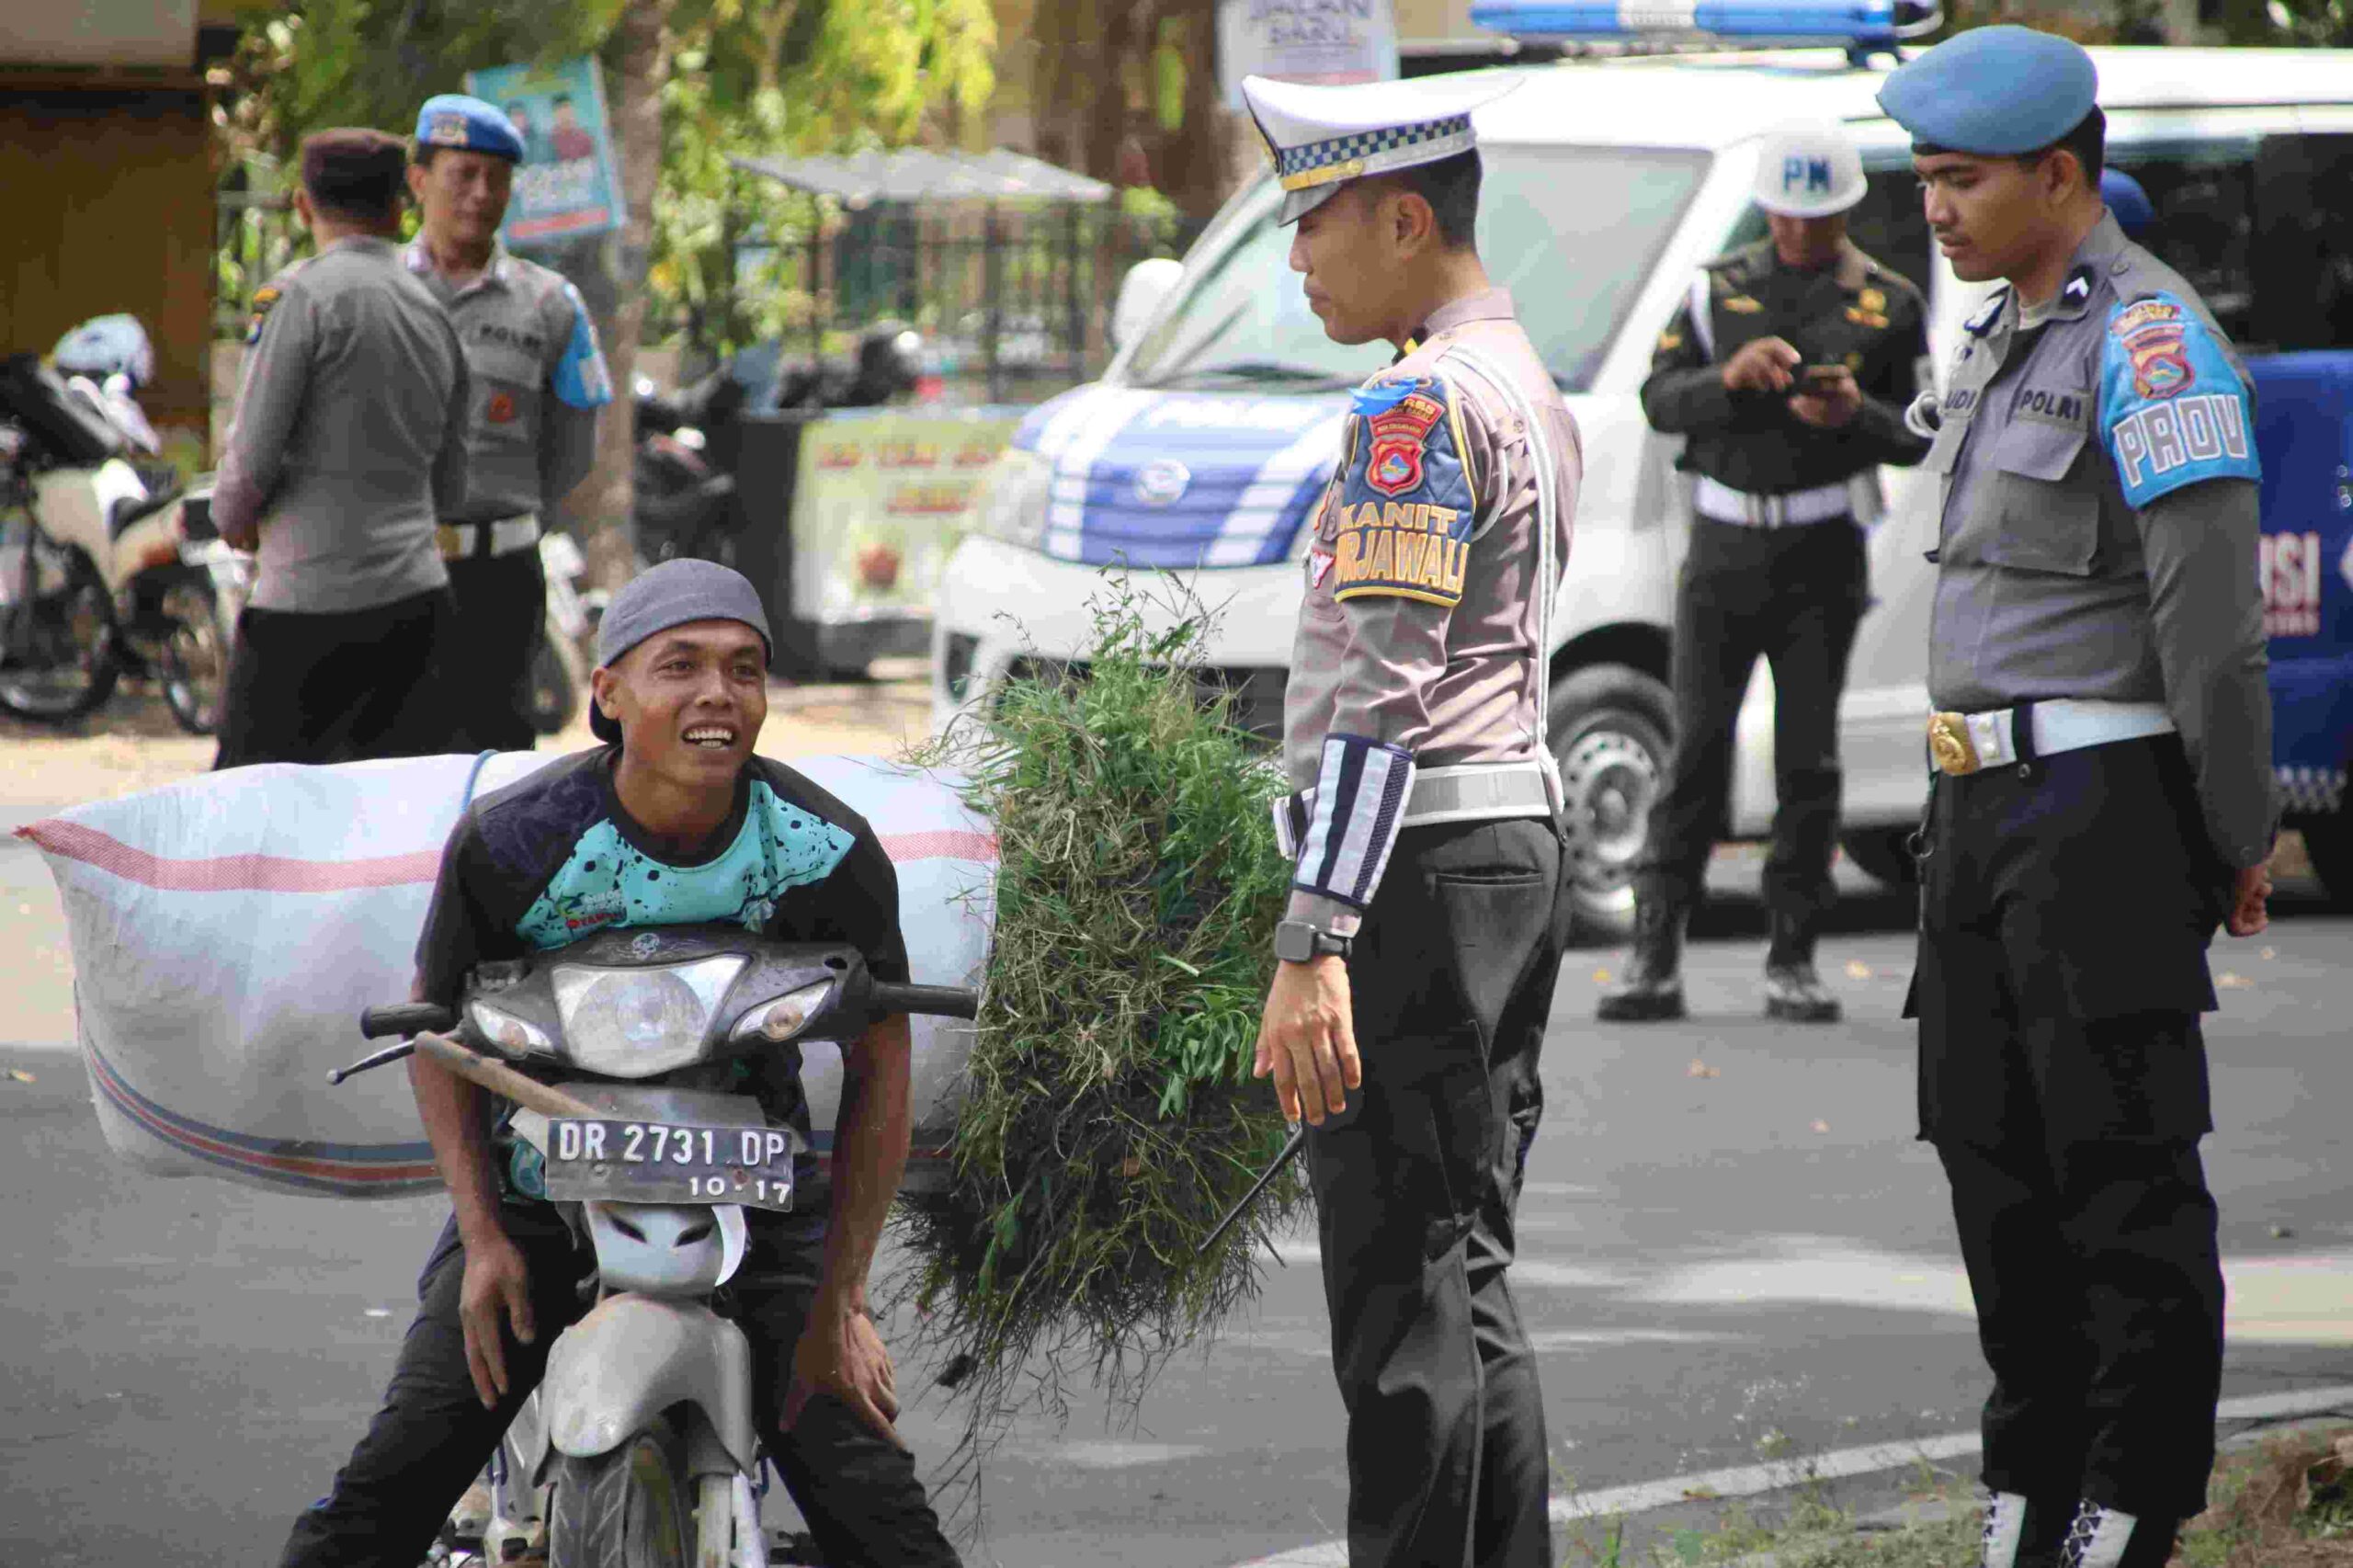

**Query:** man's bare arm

left=817, top=1010, right=914, bottom=1313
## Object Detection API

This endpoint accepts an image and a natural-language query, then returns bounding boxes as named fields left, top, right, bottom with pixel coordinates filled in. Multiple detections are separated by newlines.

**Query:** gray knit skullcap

left=589, top=559, right=771, bottom=743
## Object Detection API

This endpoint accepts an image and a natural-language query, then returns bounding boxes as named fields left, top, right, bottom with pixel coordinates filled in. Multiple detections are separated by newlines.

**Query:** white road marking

left=1224, top=1383, right=2353, bottom=1568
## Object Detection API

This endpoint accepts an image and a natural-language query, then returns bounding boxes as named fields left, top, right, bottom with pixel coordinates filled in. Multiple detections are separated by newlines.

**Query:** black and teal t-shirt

left=415, top=746, right=907, bottom=1162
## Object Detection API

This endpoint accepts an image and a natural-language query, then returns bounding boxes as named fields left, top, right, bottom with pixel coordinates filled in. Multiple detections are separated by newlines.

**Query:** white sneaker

left=1981, top=1490, right=2031, bottom=1568
left=2058, top=1500, right=2140, bottom=1568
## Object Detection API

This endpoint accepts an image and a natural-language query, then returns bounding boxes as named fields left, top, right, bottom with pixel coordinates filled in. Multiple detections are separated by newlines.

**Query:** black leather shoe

left=1598, top=895, right=1687, bottom=1022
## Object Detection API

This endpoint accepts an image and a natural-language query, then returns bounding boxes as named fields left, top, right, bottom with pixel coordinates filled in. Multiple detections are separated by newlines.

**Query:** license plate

left=541, top=1119, right=797, bottom=1212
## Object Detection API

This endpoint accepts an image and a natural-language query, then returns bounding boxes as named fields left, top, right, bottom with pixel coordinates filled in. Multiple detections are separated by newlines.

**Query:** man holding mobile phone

left=1603, top=118, right=1932, bottom=1025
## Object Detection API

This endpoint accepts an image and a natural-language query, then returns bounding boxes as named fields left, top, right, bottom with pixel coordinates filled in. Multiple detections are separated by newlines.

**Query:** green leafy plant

left=892, top=574, right=1304, bottom=1471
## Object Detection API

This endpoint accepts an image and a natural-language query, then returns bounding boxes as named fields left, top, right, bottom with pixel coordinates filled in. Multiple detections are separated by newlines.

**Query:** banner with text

left=1218, top=0, right=1400, bottom=107
left=790, top=409, right=1024, bottom=622
left=462, top=56, right=624, bottom=245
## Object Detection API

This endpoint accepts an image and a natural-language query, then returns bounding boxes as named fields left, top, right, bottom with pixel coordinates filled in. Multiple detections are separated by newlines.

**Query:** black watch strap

left=1275, top=918, right=1354, bottom=963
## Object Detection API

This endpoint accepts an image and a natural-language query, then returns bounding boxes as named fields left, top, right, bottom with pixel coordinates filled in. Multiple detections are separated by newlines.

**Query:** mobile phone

left=1800, top=364, right=1846, bottom=388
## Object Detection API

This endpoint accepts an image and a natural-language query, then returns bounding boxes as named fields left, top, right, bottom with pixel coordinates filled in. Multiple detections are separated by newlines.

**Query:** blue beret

left=414, top=94, right=524, bottom=163
left=2100, top=168, right=2154, bottom=237
left=1876, top=26, right=2098, bottom=156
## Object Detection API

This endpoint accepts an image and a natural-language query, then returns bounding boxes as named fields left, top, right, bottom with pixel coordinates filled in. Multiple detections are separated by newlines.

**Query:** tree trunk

left=567, top=0, right=676, bottom=593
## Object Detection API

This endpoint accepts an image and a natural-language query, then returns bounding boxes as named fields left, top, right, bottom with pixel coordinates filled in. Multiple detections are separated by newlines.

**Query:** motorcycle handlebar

left=359, top=1002, right=458, bottom=1040
left=869, top=983, right=979, bottom=1021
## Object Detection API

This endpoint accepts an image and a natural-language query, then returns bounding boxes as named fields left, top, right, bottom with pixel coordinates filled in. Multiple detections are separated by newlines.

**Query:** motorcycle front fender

left=540, top=1294, right=756, bottom=1474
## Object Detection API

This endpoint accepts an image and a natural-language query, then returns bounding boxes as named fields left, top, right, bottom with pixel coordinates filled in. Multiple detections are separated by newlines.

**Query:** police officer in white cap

left=1881, top=26, right=2275, bottom=1568
left=1602, top=119, right=1929, bottom=1025
left=1243, top=70, right=1579, bottom=1568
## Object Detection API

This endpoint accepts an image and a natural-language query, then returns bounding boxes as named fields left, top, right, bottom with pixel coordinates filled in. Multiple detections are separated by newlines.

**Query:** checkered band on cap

left=1274, top=112, right=1474, bottom=191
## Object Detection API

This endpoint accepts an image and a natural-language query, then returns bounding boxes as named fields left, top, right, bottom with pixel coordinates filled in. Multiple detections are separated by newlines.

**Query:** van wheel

left=1839, top=826, right=1920, bottom=888
left=546, top=1415, right=694, bottom=1568
left=1548, top=664, right=1674, bottom=943
left=2300, top=813, right=2353, bottom=909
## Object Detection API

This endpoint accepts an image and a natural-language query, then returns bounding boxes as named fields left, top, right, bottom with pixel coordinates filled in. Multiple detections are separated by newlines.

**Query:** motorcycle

left=527, top=529, right=595, bottom=737
left=336, top=926, right=977, bottom=1568
left=0, top=352, right=234, bottom=733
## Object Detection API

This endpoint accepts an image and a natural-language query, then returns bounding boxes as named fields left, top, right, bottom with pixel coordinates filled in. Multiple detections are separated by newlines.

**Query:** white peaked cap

left=1750, top=118, right=1867, bottom=218
left=1242, top=73, right=1523, bottom=225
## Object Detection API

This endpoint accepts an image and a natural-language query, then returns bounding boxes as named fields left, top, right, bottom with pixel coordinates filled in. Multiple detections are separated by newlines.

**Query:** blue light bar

left=1470, top=0, right=1939, bottom=46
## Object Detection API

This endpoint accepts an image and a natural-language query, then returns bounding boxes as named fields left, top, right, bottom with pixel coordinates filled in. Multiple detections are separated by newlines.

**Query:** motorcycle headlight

left=972, top=448, right=1052, bottom=551
left=727, top=980, right=835, bottom=1046
left=469, top=1001, right=554, bottom=1060
left=551, top=956, right=747, bottom=1077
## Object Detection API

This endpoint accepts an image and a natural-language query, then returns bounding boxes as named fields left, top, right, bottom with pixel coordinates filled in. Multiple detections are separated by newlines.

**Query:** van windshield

left=1126, top=145, right=1712, bottom=393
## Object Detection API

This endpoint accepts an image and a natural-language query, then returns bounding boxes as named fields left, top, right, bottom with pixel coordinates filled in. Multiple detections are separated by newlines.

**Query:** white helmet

left=1752, top=119, right=1867, bottom=218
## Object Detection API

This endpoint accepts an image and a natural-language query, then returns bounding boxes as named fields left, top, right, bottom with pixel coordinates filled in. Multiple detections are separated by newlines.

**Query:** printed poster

left=462, top=56, right=624, bottom=245
left=789, top=410, right=1024, bottom=622
left=1218, top=0, right=1400, bottom=107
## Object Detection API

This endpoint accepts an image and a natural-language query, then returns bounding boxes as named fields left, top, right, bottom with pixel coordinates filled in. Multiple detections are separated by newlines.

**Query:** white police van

left=935, top=6, right=2353, bottom=936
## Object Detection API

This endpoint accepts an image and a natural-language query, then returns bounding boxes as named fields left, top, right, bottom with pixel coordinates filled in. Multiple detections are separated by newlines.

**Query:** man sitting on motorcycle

left=277, top=559, right=961, bottom=1568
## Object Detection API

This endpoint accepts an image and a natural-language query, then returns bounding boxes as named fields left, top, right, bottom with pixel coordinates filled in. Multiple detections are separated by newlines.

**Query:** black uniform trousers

left=1636, top=515, right=1866, bottom=937
left=1305, top=817, right=1572, bottom=1568
left=213, top=585, right=457, bottom=769
left=1908, top=733, right=2229, bottom=1524
left=278, top=1201, right=960, bottom=1568
left=443, top=545, right=547, bottom=754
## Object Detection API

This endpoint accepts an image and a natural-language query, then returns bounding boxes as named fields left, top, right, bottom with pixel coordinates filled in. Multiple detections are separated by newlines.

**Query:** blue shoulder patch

left=1328, top=373, right=1477, bottom=608
left=2098, top=291, right=2259, bottom=509
left=551, top=282, right=613, bottom=411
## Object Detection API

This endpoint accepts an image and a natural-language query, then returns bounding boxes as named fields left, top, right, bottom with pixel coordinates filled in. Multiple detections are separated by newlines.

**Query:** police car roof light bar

left=1470, top=0, right=1944, bottom=57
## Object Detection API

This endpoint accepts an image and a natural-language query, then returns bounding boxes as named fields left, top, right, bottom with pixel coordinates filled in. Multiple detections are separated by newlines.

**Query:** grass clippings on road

left=1556, top=1428, right=2353, bottom=1566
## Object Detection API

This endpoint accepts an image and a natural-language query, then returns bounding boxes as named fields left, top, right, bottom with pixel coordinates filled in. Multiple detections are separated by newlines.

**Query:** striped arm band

left=1291, top=734, right=1415, bottom=910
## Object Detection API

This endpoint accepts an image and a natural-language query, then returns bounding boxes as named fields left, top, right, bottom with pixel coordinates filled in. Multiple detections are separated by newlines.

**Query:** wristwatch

left=1273, top=919, right=1354, bottom=964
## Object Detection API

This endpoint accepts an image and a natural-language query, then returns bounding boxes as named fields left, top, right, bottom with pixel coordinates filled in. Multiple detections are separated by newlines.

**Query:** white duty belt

left=1694, top=477, right=1851, bottom=528
left=1275, top=758, right=1554, bottom=860
left=1927, top=699, right=2176, bottom=778
left=437, top=513, right=541, bottom=562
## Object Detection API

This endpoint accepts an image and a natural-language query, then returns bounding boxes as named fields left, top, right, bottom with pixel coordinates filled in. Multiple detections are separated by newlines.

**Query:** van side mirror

left=1109, top=258, right=1185, bottom=352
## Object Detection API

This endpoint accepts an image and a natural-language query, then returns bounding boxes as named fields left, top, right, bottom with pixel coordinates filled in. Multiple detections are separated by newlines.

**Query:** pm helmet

left=1752, top=119, right=1867, bottom=219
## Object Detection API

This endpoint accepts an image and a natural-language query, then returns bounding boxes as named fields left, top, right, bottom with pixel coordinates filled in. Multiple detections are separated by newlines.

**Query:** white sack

left=21, top=752, right=995, bottom=1198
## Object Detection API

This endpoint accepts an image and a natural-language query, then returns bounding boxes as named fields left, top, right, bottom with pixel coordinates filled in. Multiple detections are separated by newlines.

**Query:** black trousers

left=1636, top=516, right=1865, bottom=936
left=213, top=586, right=459, bottom=769
left=1908, top=735, right=2231, bottom=1523
left=444, top=547, right=547, bottom=754
left=278, top=1203, right=960, bottom=1568
left=1305, top=817, right=1571, bottom=1568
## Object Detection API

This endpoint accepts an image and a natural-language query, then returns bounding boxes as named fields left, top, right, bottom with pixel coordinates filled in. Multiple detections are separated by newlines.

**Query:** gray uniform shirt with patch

left=213, top=236, right=469, bottom=613
left=1922, top=210, right=2274, bottom=867
left=405, top=244, right=608, bottom=524
left=1282, top=289, right=1582, bottom=927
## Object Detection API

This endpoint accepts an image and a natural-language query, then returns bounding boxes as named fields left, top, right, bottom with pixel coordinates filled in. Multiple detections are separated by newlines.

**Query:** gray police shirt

left=1923, top=210, right=2274, bottom=868
left=404, top=244, right=611, bottom=524
left=214, top=236, right=470, bottom=613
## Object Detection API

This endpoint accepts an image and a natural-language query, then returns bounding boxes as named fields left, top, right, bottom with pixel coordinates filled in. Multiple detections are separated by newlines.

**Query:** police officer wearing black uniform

left=1881, top=28, right=2276, bottom=1568
left=1602, top=119, right=1930, bottom=1025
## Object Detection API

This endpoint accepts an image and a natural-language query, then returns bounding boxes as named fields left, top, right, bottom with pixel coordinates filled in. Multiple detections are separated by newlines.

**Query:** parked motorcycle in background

left=526, top=529, right=595, bottom=737
left=0, top=328, right=235, bottom=735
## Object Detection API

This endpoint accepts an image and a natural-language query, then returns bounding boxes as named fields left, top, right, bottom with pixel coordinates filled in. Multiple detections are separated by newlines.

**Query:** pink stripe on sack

left=878, top=829, right=997, bottom=865
left=17, top=818, right=444, bottom=892
left=17, top=817, right=998, bottom=893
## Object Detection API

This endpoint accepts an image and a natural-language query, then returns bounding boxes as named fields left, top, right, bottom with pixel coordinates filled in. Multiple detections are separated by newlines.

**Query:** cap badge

left=429, top=113, right=471, bottom=147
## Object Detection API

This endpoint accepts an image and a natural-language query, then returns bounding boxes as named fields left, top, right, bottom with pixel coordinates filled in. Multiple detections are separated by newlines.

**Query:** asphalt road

left=5, top=820, right=2349, bottom=1567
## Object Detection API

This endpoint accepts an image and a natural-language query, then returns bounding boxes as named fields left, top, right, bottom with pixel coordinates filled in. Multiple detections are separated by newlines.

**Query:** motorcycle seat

left=108, top=485, right=184, bottom=540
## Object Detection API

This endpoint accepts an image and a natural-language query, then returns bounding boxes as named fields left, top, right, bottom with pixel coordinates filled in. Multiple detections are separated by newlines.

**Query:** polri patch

left=1331, top=371, right=1478, bottom=609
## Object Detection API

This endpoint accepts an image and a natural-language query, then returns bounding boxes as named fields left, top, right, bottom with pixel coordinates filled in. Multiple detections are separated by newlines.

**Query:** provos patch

left=1333, top=371, right=1479, bottom=608
left=2111, top=298, right=2193, bottom=400
left=2110, top=392, right=2250, bottom=494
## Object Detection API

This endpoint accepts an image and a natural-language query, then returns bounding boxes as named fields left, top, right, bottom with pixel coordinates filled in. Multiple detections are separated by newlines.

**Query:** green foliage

left=892, top=575, right=1303, bottom=1468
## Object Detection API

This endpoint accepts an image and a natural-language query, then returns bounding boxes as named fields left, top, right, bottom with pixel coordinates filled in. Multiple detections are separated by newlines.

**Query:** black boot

left=1762, top=912, right=1841, bottom=1023
left=1598, top=892, right=1687, bottom=1022
left=2057, top=1501, right=2177, bottom=1568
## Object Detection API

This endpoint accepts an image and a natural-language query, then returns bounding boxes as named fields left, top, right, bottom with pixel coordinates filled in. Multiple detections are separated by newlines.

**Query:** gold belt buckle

left=1927, top=711, right=1981, bottom=777
left=436, top=524, right=465, bottom=562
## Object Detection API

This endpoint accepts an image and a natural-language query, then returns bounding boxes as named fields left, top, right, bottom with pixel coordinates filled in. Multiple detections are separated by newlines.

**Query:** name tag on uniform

left=2013, top=385, right=2090, bottom=430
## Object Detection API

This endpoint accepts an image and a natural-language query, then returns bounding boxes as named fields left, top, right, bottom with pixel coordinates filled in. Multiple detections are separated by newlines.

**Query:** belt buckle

left=1927, top=711, right=1981, bottom=777
left=436, top=525, right=464, bottom=562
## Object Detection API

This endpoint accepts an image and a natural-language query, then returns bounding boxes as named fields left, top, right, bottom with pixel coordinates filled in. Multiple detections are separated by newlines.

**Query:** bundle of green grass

left=896, top=582, right=1305, bottom=1433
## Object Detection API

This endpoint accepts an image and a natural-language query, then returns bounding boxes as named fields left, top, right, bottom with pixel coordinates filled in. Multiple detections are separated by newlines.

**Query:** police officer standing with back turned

left=1880, top=28, right=2276, bottom=1568
left=405, top=94, right=612, bottom=753
left=211, top=129, right=471, bottom=769
left=1242, top=74, right=1580, bottom=1568
left=1601, top=119, right=1929, bottom=1026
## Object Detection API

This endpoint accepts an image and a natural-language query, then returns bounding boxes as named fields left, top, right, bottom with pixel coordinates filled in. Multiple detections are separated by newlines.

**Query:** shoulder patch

left=2098, top=290, right=2259, bottom=508
left=551, top=280, right=613, bottom=411
left=1331, top=373, right=1477, bottom=609
left=243, top=284, right=283, bottom=347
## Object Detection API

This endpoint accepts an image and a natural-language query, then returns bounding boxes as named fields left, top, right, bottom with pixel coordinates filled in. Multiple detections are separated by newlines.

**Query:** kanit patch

left=1331, top=372, right=1479, bottom=609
